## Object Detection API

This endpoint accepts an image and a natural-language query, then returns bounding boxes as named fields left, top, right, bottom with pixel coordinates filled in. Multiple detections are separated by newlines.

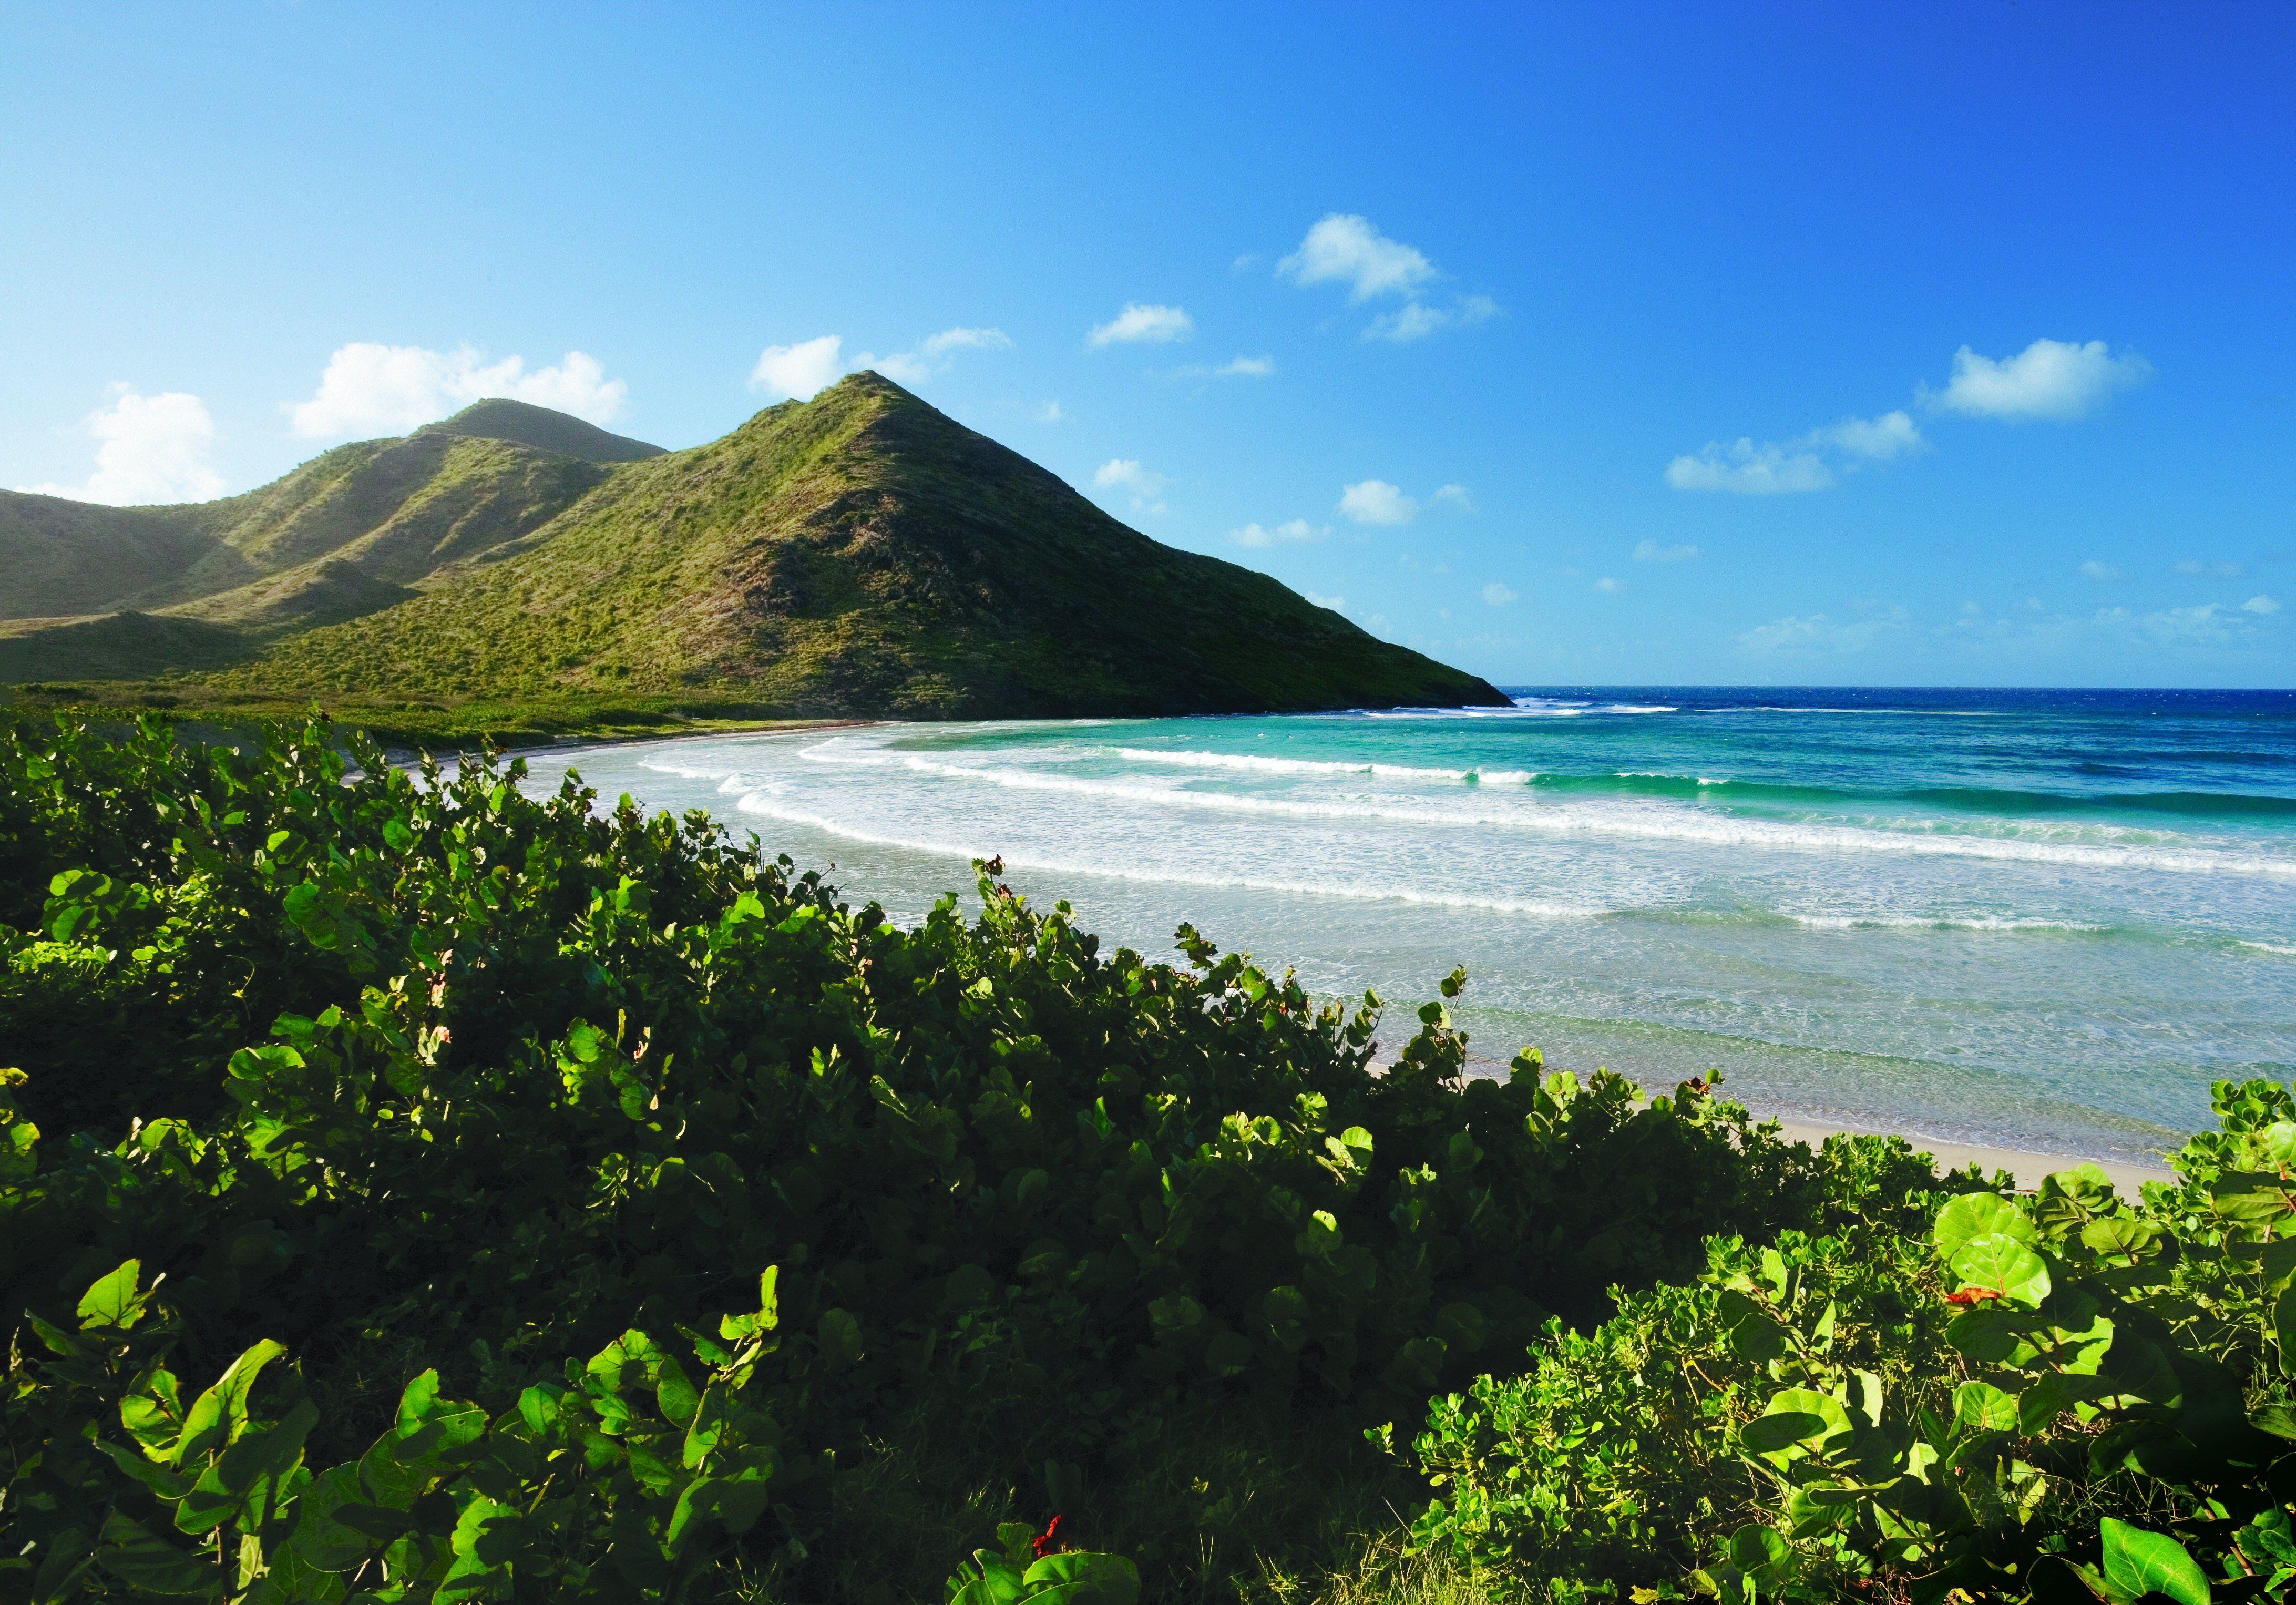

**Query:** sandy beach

left=1770, top=1117, right=2173, bottom=1193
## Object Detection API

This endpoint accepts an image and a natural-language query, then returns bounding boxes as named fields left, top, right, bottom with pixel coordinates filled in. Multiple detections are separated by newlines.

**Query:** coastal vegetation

left=0, top=377, right=1505, bottom=734
left=5, top=712, right=2294, bottom=1604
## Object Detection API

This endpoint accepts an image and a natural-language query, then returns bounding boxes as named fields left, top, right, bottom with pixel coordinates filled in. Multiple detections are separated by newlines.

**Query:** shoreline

left=1766, top=1115, right=2173, bottom=1192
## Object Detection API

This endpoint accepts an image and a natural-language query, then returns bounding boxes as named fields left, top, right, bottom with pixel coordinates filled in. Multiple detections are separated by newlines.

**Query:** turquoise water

left=545, top=689, right=2296, bottom=1166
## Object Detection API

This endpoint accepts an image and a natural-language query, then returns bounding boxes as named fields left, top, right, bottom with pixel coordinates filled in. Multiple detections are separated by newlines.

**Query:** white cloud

left=1428, top=483, right=1477, bottom=514
left=1737, top=605, right=1910, bottom=654
left=1303, top=590, right=1345, bottom=610
left=1233, top=253, right=1262, bottom=273
left=2176, top=559, right=2246, bottom=577
left=1928, top=338, right=2151, bottom=420
left=1038, top=401, right=1067, bottom=422
left=19, top=385, right=226, bottom=505
left=1094, top=458, right=1164, bottom=494
left=1634, top=540, right=1699, bottom=563
left=1088, top=303, right=1194, bottom=346
left=749, top=325, right=1011, bottom=400
left=1362, top=295, right=1497, bottom=343
left=1338, top=479, right=1418, bottom=525
left=1481, top=581, right=1518, bottom=606
left=921, top=326, right=1012, bottom=357
left=2135, top=602, right=2254, bottom=645
left=1668, top=408, right=1923, bottom=495
left=2079, top=560, right=2124, bottom=581
left=1809, top=410, right=1923, bottom=460
left=1172, top=354, right=1276, bottom=380
left=1278, top=213, right=1436, bottom=302
left=1666, top=439, right=1834, bottom=495
left=2245, top=595, right=2282, bottom=615
left=292, top=343, right=628, bottom=437
left=1233, top=518, right=1326, bottom=547
left=751, top=336, right=848, bottom=400
left=1593, top=576, right=1622, bottom=593
left=1094, top=458, right=1168, bottom=514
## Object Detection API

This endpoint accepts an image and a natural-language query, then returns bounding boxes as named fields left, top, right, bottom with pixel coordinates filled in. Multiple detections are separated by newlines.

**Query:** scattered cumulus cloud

left=1038, top=401, right=1067, bottom=423
left=1737, top=604, right=1911, bottom=655
left=1634, top=540, right=1700, bottom=563
left=1481, top=581, right=1518, bottom=606
left=1088, top=303, right=1194, bottom=346
left=1094, top=458, right=1168, bottom=515
left=750, top=336, right=848, bottom=401
left=1303, top=590, right=1345, bottom=610
left=1232, top=518, right=1327, bottom=548
left=1925, top=338, right=2151, bottom=420
left=19, top=385, right=225, bottom=505
left=751, top=326, right=1011, bottom=398
left=1338, top=479, right=1418, bottom=525
left=1667, top=439, right=1833, bottom=495
left=2246, top=595, right=2282, bottom=614
left=2079, top=561, right=2124, bottom=581
left=920, top=326, right=1011, bottom=357
left=1172, top=354, right=1276, bottom=380
left=2136, top=603, right=2252, bottom=645
left=1668, top=410, right=1923, bottom=495
left=1593, top=576, right=1622, bottom=593
left=1278, top=214, right=1436, bottom=302
left=1277, top=213, right=1495, bottom=342
left=1808, top=410, right=1923, bottom=460
left=1362, top=297, right=1498, bottom=343
left=1428, top=483, right=1477, bottom=513
left=294, top=343, right=627, bottom=437
left=1232, top=253, right=1262, bottom=274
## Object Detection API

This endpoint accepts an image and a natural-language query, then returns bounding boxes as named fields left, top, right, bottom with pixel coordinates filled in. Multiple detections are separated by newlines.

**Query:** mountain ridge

left=0, top=377, right=1508, bottom=726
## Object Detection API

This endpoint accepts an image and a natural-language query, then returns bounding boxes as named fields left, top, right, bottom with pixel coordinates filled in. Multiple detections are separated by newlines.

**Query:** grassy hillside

left=230, top=373, right=1504, bottom=717
left=3, top=376, right=1505, bottom=725
left=413, top=395, right=667, bottom=462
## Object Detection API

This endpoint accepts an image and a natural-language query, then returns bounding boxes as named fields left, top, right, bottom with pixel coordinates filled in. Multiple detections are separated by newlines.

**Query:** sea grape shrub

left=1391, top=1134, right=1964, bottom=1590
left=1400, top=1102, right=2296, bottom=1602
left=0, top=711, right=1832, bottom=1597
left=2, top=1259, right=795, bottom=1604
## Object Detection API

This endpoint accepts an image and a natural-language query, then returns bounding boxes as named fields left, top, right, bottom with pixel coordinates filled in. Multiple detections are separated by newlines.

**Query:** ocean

left=542, top=688, right=2296, bottom=1168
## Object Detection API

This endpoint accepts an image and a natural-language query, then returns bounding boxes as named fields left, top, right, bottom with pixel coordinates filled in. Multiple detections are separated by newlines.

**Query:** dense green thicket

left=1392, top=1103, right=2296, bottom=1600
left=0, top=715, right=1828, bottom=1604
left=13, top=716, right=2288, bottom=1605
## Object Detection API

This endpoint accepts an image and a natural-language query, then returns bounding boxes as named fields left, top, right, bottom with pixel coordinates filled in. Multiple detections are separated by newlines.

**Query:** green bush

left=0, top=714, right=1830, bottom=1602
left=1398, top=1087, right=2296, bottom=1601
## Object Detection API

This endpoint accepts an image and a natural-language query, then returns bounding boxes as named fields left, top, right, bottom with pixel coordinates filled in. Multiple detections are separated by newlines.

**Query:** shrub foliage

left=11, top=713, right=2291, bottom=1604
left=0, top=715, right=1815, bottom=1603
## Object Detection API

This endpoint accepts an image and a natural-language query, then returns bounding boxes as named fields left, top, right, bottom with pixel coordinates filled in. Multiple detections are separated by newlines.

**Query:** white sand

left=1769, top=1117, right=2173, bottom=1194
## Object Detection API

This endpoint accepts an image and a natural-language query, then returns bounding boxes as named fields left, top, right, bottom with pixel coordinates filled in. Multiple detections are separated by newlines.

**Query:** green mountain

left=0, top=376, right=1505, bottom=725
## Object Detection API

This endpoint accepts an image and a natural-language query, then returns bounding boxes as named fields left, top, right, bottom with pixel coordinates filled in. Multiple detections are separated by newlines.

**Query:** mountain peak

left=415, top=398, right=665, bottom=463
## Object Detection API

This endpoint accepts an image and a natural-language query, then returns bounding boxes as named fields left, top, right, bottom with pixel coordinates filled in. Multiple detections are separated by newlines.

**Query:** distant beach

left=542, top=688, right=2296, bottom=1173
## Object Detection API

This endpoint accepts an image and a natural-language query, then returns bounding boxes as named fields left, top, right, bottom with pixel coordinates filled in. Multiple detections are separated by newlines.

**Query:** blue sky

left=4, top=2, right=2291, bottom=687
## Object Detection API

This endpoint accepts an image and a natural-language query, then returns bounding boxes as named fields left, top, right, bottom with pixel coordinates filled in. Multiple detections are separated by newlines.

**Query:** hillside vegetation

left=5, top=713, right=2294, bottom=1605
left=0, top=379, right=1504, bottom=730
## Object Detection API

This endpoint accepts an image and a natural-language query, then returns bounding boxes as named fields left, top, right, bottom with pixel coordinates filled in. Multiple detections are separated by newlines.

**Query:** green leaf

left=1019, top=1551, right=1142, bottom=1605
left=175, top=1339, right=287, bottom=1465
left=1934, top=1192, right=2036, bottom=1259
left=2210, top=1171, right=2296, bottom=1227
left=93, top=1513, right=213, bottom=1597
left=286, top=1464, right=375, bottom=1571
left=1949, top=1233, right=2051, bottom=1307
left=1742, top=1389, right=1851, bottom=1464
left=1724, top=1525, right=1791, bottom=1581
left=2097, top=1518, right=2211, bottom=1605
left=1953, top=1380, right=2017, bottom=1432
left=77, top=1259, right=146, bottom=1330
